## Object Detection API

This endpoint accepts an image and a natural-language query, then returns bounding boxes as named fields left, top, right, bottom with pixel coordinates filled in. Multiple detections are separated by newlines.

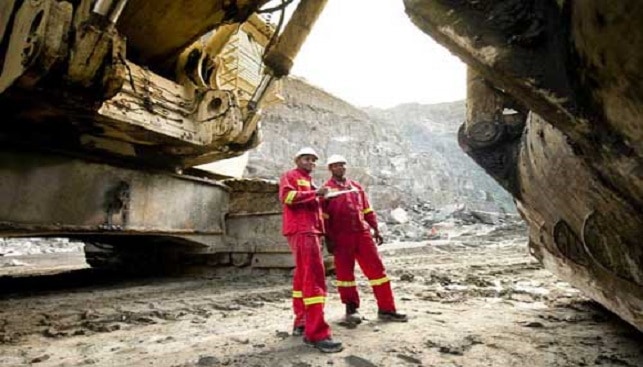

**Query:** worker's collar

left=332, top=176, right=349, bottom=186
left=295, top=167, right=312, bottom=176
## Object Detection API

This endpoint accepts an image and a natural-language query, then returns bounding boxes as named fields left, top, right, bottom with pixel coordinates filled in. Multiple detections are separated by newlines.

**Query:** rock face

left=367, top=102, right=515, bottom=213
left=247, top=76, right=404, bottom=205
left=247, top=77, right=515, bottom=217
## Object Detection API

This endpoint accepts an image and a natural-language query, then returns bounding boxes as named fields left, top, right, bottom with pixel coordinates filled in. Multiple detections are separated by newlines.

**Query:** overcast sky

left=286, top=0, right=466, bottom=108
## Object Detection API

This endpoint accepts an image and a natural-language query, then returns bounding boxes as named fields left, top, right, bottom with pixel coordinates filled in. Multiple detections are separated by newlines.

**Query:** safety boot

left=292, top=325, right=304, bottom=336
left=345, top=303, right=362, bottom=325
left=303, top=338, right=344, bottom=353
left=377, top=310, right=408, bottom=322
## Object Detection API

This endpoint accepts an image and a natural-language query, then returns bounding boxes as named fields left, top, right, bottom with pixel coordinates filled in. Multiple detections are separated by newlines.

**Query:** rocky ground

left=0, top=226, right=641, bottom=367
left=0, top=238, right=84, bottom=257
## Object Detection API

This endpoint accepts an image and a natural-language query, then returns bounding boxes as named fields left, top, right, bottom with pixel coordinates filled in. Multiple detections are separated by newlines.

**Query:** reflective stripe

left=322, top=213, right=330, bottom=219
left=284, top=191, right=296, bottom=204
left=362, top=207, right=374, bottom=215
left=292, top=290, right=303, bottom=298
left=297, top=179, right=311, bottom=187
left=303, top=296, right=325, bottom=306
left=334, top=280, right=356, bottom=287
left=369, top=276, right=390, bottom=286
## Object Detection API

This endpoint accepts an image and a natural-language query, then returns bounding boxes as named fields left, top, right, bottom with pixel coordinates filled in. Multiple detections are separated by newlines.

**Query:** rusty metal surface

left=0, top=150, right=228, bottom=237
left=263, top=0, right=329, bottom=77
left=221, top=178, right=286, bottom=255
left=225, top=179, right=281, bottom=215
left=404, top=0, right=643, bottom=331
left=226, top=214, right=284, bottom=253
left=0, top=0, right=280, bottom=168
left=117, top=0, right=268, bottom=67
left=539, top=240, right=643, bottom=332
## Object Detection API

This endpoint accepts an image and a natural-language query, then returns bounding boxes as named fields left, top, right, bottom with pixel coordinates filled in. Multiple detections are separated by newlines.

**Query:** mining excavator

left=0, top=0, right=322, bottom=271
left=403, top=0, right=643, bottom=331
left=1, top=0, right=641, bottom=332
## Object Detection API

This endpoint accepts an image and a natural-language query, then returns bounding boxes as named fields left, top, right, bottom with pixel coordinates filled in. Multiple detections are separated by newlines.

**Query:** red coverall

left=279, top=168, right=331, bottom=342
left=322, top=178, right=396, bottom=312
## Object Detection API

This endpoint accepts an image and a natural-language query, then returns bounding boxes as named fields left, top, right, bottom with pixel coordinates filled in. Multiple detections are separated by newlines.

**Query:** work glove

left=316, top=187, right=329, bottom=197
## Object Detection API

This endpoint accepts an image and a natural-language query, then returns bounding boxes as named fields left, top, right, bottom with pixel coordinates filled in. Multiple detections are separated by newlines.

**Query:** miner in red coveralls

left=279, top=147, right=343, bottom=353
left=322, top=154, right=407, bottom=325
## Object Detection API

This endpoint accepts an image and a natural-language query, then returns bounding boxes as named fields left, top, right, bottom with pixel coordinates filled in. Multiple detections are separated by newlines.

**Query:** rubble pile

left=379, top=202, right=525, bottom=243
left=0, top=238, right=83, bottom=257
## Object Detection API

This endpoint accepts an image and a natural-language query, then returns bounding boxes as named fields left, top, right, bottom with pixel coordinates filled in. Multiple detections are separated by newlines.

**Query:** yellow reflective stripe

left=369, top=276, right=390, bottom=286
left=292, top=290, right=303, bottom=298
left=334, top=280, right=357, bottom=287
left=322, top=213, right=330, bottom=219
left=297, top=179, right=311, bottom=187
left=303, top=296, right=325, bottom=306
left=362, top=207, right=374, bottom=215
left=284, top=191, right=296, bottom=204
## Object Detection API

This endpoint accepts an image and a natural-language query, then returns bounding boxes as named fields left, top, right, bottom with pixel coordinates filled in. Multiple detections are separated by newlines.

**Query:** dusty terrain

left=1, top=225, right=641, bottom=367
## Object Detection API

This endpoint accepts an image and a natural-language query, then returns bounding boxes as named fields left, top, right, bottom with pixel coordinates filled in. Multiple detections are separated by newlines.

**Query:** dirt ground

left=0, top=225, right=641, bottom=367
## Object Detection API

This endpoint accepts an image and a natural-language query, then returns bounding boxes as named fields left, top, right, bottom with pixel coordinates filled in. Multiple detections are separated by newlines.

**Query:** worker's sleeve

left=279, top=173, right=317, bottom=206
left=360, top=187, right=378, bottom=231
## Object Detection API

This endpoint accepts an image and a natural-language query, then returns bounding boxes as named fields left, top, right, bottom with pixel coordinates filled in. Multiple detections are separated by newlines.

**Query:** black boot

left=292, top=325, right=304, bottom=336
left=345, top=303, right=362, bottom=324
left=303, top=338, right=344, bottom=353
left=378, top=310, right=408, bottom=322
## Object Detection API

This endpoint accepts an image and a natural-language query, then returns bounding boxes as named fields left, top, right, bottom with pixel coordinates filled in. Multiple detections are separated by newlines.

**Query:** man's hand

left=373, top=231, right=384, bottom=246
left=316, top=187, right=329, bottom=197
left=324, top=237, right=335, bottom=254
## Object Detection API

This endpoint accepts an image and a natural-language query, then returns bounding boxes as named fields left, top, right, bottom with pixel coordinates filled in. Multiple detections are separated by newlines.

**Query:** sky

left=286, top=0, right=467, bottom=108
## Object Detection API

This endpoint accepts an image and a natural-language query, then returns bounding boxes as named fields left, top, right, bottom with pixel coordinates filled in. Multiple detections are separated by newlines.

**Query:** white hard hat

left=326, top=154, right=347, bottom=166
left=294, top=147, right=319, bottom=160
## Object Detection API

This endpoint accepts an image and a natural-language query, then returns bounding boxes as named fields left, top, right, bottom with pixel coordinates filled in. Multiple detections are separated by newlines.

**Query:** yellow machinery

left=0, top=0, right=327, bottom=271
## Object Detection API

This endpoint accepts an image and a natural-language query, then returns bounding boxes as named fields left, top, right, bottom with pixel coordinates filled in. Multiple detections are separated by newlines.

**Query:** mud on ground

left=0, top=227, right=641, bottom=367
